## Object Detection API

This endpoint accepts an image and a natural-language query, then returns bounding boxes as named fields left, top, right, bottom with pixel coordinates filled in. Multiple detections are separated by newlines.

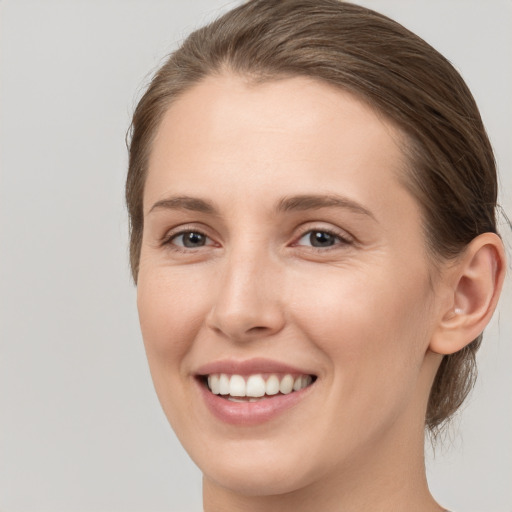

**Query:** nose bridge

left=207, top=242, right=284, bottom=340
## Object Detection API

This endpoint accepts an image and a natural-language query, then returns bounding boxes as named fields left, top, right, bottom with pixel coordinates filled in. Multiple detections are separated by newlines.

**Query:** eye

left=295, top=229, right=350, bottom=248
left=169, top=230, right=213, bottom=249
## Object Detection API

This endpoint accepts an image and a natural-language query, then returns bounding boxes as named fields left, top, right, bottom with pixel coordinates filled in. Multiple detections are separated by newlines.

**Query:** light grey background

left=0, top=1, right=510, bottom=511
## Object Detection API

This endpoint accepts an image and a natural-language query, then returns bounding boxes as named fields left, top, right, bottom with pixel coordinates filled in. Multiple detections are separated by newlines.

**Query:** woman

left=126, top=1, right=507, bottom=510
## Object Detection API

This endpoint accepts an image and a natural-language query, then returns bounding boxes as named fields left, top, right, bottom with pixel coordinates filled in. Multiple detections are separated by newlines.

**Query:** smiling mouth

left=200, top=373, right=317, bottom=402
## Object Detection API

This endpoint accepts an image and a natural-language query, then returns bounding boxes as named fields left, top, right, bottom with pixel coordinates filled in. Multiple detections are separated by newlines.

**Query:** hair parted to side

left=126, top=0, right=499, bottom=435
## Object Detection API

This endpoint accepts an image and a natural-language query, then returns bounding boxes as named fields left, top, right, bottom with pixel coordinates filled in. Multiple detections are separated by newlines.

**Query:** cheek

left=136, top=265, right=210, bottom=376
left=136, top=264, right=217, bottom=438
left=288, top=262, right=434, bottom=399
left=283, top=265, right=435, bottom=465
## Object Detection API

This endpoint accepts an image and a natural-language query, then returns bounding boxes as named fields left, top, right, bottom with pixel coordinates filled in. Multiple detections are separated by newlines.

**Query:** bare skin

left=137, top=74, right=505, bottom=512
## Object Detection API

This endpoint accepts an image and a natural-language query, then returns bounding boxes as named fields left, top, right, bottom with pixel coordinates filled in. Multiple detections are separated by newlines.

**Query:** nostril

left=247, top=326, right=271, bottom=333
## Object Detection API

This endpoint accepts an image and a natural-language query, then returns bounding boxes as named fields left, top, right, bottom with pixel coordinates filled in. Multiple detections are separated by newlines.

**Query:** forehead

left=145, top=73, right=415, bottom=222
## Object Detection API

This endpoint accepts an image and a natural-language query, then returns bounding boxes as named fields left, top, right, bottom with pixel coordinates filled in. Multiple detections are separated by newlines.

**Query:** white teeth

left=207, top=372, right=314, bottom=397
left=219, top=374, right=230, bottom=395
left=229, top=375, right=246, bottom=397
left=227, top=397, right=266, bottom=403
left=208, top=374, right=220, bottom=395
left=279, top=374, right=294, bottom=394
left=246, top=375, right=266, bottom=397
left=265, top=375, right=280, bottom=395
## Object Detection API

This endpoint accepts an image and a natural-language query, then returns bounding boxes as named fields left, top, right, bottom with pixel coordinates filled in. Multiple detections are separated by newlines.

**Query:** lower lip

left=196, top=379, right=315, bottom=426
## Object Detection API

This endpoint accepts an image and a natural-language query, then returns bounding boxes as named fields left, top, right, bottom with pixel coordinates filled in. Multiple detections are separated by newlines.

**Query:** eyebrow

left=149, top=196, right=216, bottom=215
left=148, top=193, right=376, bottom=221
left=276, top=194, right=377, bottom=221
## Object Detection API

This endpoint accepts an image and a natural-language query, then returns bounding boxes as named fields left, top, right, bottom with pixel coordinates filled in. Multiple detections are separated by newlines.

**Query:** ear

left=429, top=232, right=507, bottom=355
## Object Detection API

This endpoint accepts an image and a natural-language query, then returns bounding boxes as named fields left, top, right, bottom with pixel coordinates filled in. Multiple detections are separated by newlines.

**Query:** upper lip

left=195, top=357, right=317, bottom=377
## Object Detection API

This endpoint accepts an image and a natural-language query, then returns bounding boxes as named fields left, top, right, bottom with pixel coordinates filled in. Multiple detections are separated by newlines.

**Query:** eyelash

left=161, top=228, right=215, bottom=252
left=293, top=227, right=353, bottom=251
left=161, top=226, right=353, bottom=253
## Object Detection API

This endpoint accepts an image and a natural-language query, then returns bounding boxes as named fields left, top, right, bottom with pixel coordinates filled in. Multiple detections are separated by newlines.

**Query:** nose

left=206, top=249, right=286, bottom=342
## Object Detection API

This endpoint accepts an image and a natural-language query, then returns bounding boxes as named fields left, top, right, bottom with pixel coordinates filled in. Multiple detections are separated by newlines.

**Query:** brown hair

left=126, top=0, right=499, bottom=434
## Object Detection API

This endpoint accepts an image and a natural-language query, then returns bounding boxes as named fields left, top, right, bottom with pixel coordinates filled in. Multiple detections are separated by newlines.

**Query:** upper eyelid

left=292, top=224, right=354, bottom=243
left=171, top=231, right=213, bottom=242
left=160, top=224, right=214, bottom=243
left=296, top=228, right=348, bottom=240
left=292, top=232, right=352, bottom=250
left=161, top=229, right=217, bottom=253
left=158, top=222, right=354, bottom=246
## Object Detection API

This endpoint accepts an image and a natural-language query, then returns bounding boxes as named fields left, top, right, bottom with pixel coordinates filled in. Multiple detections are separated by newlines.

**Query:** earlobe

left=429, top=233, right=506, bottom=355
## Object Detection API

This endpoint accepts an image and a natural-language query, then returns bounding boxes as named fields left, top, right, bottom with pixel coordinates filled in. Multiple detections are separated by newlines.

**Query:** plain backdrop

left=0, top=1, right=511, bottom=511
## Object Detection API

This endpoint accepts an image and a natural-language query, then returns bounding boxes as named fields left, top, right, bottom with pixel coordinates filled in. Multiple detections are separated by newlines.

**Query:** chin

left=201, top=455, right=315, bottom=497
left=182, top=429, right=334, bottom=497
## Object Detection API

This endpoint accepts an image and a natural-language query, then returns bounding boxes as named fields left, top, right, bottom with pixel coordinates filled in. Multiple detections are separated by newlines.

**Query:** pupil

left=310, top=231, right=335, bottom=247
left=184, top=232, right=205, bottom=247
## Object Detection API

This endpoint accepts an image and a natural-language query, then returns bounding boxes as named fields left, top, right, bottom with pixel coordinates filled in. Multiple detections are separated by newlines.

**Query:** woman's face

left=137, top=75, right=443, bottom=495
